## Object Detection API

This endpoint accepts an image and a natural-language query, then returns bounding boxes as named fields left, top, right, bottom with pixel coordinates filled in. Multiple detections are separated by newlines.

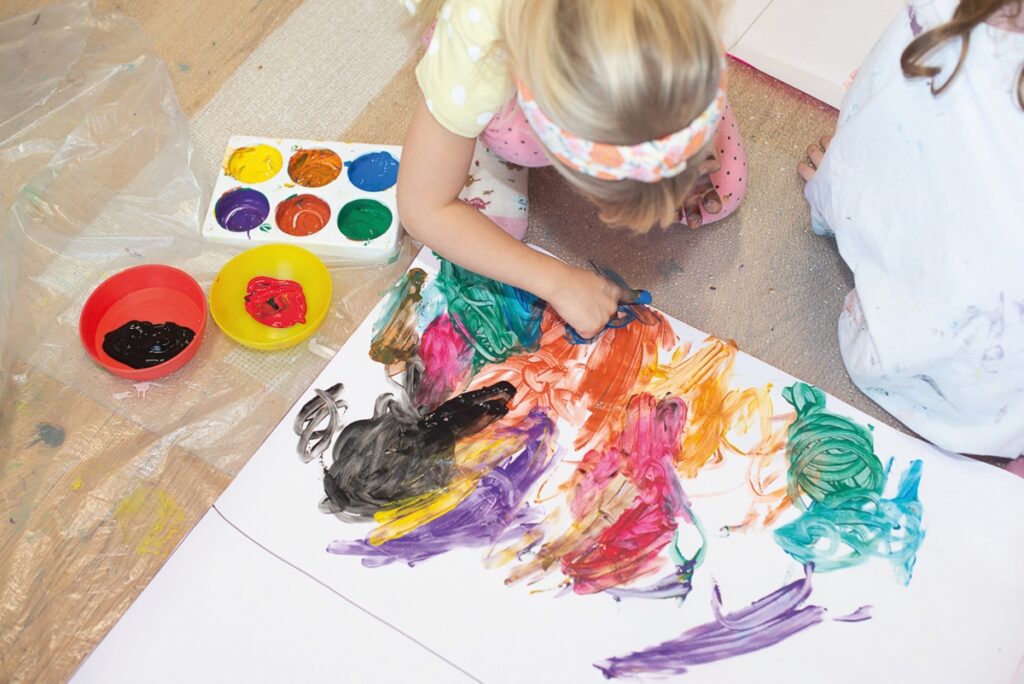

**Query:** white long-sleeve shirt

left=805, top=0, right=1024, bottom=457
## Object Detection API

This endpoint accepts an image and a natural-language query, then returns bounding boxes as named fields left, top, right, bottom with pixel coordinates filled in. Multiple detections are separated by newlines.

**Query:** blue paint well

left=345, top=151, right=400, bottom=192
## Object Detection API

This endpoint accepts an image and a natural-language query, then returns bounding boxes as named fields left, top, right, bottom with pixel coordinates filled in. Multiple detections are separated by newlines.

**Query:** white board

left=724, top=0, right=907, bottom=107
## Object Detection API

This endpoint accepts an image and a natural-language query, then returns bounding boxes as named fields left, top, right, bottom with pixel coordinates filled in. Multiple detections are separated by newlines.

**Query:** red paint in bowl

left=79, top=265, right=207, bottom=380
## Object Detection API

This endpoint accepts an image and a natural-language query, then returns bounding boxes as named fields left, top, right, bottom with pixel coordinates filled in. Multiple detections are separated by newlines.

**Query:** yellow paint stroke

left=224, top=144, right=282, bottom=183
left=70, top=477, right=84, bottom=491
left=114, top=486, right=185, bottom=557
left=644, top=337, right=792, bottom=529
left=367, top=429, right=526, bottom=546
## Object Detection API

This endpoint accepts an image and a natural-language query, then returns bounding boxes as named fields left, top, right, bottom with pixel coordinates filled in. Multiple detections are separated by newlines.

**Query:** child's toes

left=806, top=143, right=825, bottom=166
left=797, top=160, right=816, bottom=182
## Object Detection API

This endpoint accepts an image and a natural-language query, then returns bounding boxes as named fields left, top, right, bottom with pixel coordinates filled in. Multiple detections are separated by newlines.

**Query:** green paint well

left=782, top=382, right=885, bottom=508
left=337, top=199, right=392, bottom=242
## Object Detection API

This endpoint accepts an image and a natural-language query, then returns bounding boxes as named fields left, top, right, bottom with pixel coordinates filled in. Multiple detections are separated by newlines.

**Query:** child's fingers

left=819, top=135, right=833, bottom=150
left=691, top=173, right=715, bottom=199
left=703, top=191, right=722, bottom=215
left=797, top=160, right=816, bottom=182
left=698, top=153, right=721, bottom=176
left=682, top=194, right=703, bottom=228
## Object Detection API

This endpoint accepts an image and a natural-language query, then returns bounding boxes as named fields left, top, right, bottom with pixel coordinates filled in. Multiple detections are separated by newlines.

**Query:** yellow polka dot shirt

left=404, top=0, right=513, bottom=138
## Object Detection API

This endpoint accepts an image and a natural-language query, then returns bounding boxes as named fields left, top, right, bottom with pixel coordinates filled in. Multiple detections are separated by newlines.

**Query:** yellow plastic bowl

left=210, top=244, right=332, bottom=350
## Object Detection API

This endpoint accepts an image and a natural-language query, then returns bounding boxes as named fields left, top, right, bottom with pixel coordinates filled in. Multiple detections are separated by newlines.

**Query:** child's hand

left=680, top=152, right=723, bottom=228
left=548, top=267, right=624, bottom=339
left=798, top=135, right=832, bottom=182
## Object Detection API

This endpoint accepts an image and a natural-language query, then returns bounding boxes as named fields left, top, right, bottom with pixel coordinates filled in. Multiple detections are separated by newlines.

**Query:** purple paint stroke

left=835, top=605, right=873, bottom=622
left=908, top=6, right=924, bottom=36
left=327, top=410, right=557, bottom=567
left=596, top=566, right=830, bottom=679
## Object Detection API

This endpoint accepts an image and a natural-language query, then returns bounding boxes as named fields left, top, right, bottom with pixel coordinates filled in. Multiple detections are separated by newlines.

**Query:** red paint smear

left=415, top=313, right=474, bottom=410
left=562, top=394, right=689, bottom=595
left=244, top=276, right=307, bottom=328
left=567, top=445, right=621, bottom=520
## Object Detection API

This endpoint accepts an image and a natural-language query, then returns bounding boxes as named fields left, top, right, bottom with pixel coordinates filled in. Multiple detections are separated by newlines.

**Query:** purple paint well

left=215, top=187, right=270, bottom=232
left=327, top=410, right=557, bottom=567
left=596, top=567, right=833, bottom=679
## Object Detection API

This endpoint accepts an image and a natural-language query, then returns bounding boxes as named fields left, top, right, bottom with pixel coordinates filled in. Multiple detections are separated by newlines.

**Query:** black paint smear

left=322, top=364, right=516, bottom=518
left=32, top=423, right=65, bottom=448
left=102, top=320, right=195, bottom=369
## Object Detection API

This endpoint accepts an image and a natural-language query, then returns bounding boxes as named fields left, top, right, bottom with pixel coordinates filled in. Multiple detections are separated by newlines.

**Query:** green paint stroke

left=434, top=257, right=544, bottom=371
left=338, top=199, right=393, bottom=241
left=777, top=382, right=925, bottom=585
left=370, top=268, right=426, bottom=365
left=782, top=382, right=885, bottom=508
left=775, top=459, right=925, bottom=585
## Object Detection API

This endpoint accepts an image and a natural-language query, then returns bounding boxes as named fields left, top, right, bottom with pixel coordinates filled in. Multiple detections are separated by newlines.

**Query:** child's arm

left=397, top=97, right=622, bottom=339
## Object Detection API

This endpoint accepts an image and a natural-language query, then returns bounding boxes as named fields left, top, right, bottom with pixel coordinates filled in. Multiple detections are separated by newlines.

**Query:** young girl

left=397, top=0, right=749, bottom=339
left=799, top=0, right=1024, bottom=464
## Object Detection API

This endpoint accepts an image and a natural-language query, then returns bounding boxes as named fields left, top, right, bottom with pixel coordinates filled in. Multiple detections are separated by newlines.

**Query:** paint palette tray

left=202, top=136, right=403, bottom=263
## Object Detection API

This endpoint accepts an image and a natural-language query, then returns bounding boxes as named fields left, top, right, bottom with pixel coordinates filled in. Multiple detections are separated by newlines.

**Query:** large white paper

left=79, top=249, right=1024, bottom=683
left=72, top=511, right=474, bottom=683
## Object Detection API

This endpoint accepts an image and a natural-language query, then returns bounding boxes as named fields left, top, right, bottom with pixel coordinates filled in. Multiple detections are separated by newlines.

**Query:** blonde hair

left=901, top=0, right=1023, bottom=108
left=414, top=0, right=724, bottom=231
left=502, top=0, right=722, bottom=230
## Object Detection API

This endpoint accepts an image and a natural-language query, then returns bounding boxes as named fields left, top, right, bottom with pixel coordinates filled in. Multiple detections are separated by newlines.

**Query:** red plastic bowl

left=79, top=265, right=207, bottom=380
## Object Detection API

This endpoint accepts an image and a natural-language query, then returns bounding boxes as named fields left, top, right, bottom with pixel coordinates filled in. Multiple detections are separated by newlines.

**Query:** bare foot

left=797, top=135, right=832, bottom=183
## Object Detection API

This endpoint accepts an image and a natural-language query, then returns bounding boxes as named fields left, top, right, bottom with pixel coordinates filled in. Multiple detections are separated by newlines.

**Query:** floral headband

left=516, top=68, right=727, bottom=184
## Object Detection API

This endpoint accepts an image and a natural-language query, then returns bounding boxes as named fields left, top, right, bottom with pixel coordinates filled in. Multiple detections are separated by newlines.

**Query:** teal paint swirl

left=434, top=258, right=544, bottom=371
left=777, top=383, right=925, bottom=585
left=774, top=459, right=925, bottom=585
left=782, top=383, right=885, bottom=508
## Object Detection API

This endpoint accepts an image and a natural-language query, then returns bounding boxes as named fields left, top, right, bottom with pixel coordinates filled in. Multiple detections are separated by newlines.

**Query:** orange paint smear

left=571, top=311, right=676, bottom=453
left=643, top=337, right=792, bottom=530
left=470, top=310, right=591, bottom=426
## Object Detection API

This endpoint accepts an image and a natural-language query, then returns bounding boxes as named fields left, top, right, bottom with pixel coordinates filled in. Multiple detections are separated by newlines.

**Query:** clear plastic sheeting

left=0, top=2, right=410, bottom=680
